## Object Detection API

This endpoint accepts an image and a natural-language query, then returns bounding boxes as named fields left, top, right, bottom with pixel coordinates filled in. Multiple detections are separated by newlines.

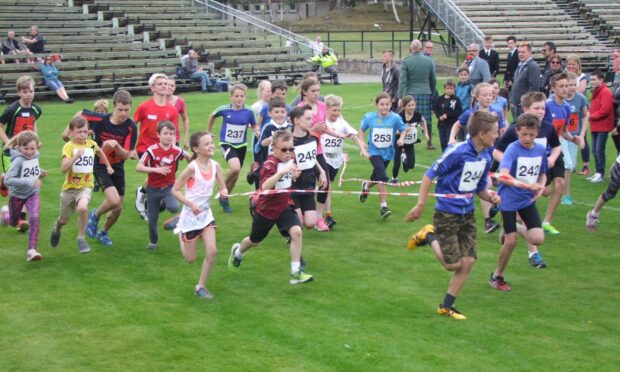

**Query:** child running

left=405, top=111, right=501, bottom=320
left=167, top=77, right=191, bottom=150
left=358, top=92, right=409, bottom=219
left=3, top=130, right=46, bottom=261
left=84, top=89, right=138, bottom=246
left=172, top=131, right=227, bottom=299
left=586, top=152, right=620, bottom=232
left=391, top=95, right=428, bottom=183
left=490, top=113, right=547, bottom=291
left=228, top=130, right=314, bottom=285
left=51, top=116, right=114, bottom=253
left=207, top=83, right=256, bottom=213
left=136, top=120, right=187, bottom=250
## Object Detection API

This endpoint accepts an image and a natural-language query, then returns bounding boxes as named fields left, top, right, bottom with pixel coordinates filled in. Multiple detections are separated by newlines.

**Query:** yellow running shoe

left=407, top=224, right=434, bottom=250
left=437, top=305, right=467, bottom=320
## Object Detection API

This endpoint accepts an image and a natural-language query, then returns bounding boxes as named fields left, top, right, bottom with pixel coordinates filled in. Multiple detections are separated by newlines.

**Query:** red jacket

left=590, top=84, right=615, bottom=132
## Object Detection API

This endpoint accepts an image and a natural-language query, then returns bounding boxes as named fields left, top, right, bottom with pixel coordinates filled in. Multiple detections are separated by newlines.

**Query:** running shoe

left=86, top=209, right=99, bottom=238
left=26, top=249, right=42, bottom=262
left=359, top=181, right=369, bottom=203
left=484, top=219, right=500, bottom=234
left=407, top=224, right=434, bottom=250
left=390, top=177, right=399, bottom=184
left=528, top=252, right=547, bottom=268
left=195, top=287, right=214, bottom=299
left=17, top=219, right=29, bottom=232
left=228, top=243, right=242, bottom=271
left=586, top=210, right=599, bottom=232
left=289, top=270, right=314, bottom=285
left=50, top=224, right=61, bottom=248
left=437, top=304, right=466, bottom=320
left=561, top=195, right=573, bottom=206
left=146, top=243, right=157, bottom=250
left=489, top=273, right=511, bottom=291
left=77, top=238, right=91, bottom=254
left=542, top=222, right=560, bottom=235
left=325, top=215, right=337, bottom=228
left=135, top=187, right=148, bottom=221
left=315, top=218, right=330, bottom=232
left=219, top=197, right=233, bottom=213
left=380, top=206, right=391, bottom=219
left=97, top=230, right=113, bottom=247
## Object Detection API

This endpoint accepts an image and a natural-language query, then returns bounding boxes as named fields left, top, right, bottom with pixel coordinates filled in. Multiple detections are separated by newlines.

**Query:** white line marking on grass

left=573, top=200, right=620, bottom=212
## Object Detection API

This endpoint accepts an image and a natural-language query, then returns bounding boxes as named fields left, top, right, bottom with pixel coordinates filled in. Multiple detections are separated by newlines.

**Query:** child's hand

left=34, top=179, right=41, bottom=188
left=219, top=188, right=229, bottom=200
left=106, top=166, right=114, bottom=175
left=424, top=134, right=430, bottom=143
left=39, top=169, right=47, bottom=178
left=440, top=114, right=447, bottom=121
left=572, top=135, right=580, bottom=145
left=360, top=149, right=370, bottom=160
left=396, top=138, right=404, bottom=147
left=489, top=192, right=501, bottom=205
left=312, top=121, right=327, bottom=133
left=190, top=202, right=202, bottom=215
left=529, top=182, right=543, bottom=192
left=156, top=166, right=172, bottom=175
left=404, top=204, right=424, bottom=222
left=102, top=139, right=118, bottom=151
left=318, top=171, right=327, bottom=189
left=129, top=150, right=138, bottom=159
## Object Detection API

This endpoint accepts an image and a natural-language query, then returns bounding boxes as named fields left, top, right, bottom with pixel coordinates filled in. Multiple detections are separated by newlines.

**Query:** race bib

left=371, top=127, right=393, bottom=148
left=534, top=137, right=547, bottom=148
left=275, top=161, right=293, bottom=189
left=14, top=116, right=35, bottom=135
left=20, top=158, right=40, bottom=180
left=516, top=156, right=542, bottom=185
left=224, top=125, right=247, bottom=144
left=72, top=148, right=94, bottom=174
left=403, top=124, right=419, bottom=145
left=458, top=160, right=486, bottom=192
left=294, top=141, right=317, bottom=170
left=552, top=118, right=566, bottom=136
left=321, top=134, right=344, bottom=154
left=567, top=112, right=579, bottom=133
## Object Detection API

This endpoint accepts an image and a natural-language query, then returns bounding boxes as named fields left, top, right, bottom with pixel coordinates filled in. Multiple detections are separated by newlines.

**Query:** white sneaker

left=590, top=173, right=603, bottom=183
left=26, top=249, right=42, bottom=262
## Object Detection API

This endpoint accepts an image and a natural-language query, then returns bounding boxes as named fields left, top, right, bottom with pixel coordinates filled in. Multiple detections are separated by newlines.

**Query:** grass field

left=1, top=82, right=619, bottom=370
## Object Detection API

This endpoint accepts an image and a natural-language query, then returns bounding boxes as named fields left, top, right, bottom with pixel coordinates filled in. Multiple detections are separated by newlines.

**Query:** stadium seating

left=562, top=0, right=620, bottom=44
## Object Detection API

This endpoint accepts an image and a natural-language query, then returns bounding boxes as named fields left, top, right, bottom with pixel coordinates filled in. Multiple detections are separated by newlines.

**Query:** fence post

left=370, top=40, right=373, bottom=59
left=361, top=31, right=364, bottom=52
left=399, top=40, right=402, bottom=59
left=343, top=41, right=346, bottom=59
left=391, top=31, right=395, bottom=51
left=327, top=32, right=331, bottom=46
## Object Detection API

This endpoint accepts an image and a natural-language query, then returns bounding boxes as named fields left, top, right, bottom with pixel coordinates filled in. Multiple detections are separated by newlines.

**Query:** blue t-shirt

left=211, top=104, right=256, bottom=148
left=496, top=121, right=560, bottom=157
left=360, top=111, right=407, bottom=161
left=425, top=139, right=492, bottom=215
left=498, top=141, right=548, bottom=211
left=543, top=97, right=571, bottom=138
left=458, top=104, right=506, bottom=129
left=490, top=96, right=508, bottom=116
left=564, top=93, right=588, bottom=135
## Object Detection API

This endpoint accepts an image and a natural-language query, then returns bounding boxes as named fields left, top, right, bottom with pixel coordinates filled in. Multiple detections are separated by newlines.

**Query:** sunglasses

left=551, top=60, right=561, bottom=64
left=273, top=146, right=295, bottom=153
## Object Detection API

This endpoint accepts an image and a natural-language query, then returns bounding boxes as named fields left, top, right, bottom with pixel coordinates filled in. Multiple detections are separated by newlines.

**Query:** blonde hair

left=148, top=73, right=168, bottom=87
left=93, top=99, right=109, bottom=113
left=324, top=94, right=343, bottom=108
left=230, top=83, right=248, bottom=95
left=4, top=130, right=40, bottom=150
left=16, top=75, right=34, bottom=92
left=256, top=80, right=271, bottom=99
left=565, top=54, right=582, bottom=75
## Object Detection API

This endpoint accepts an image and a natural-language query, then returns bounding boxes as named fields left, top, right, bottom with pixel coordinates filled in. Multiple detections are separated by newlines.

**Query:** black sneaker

left=325, top=215, right=336, bottom=228
left=484, top=219, right=500, bottom=234
left=380, top=206, right=391, bottom=219
left=50, top=224, right=61, bottom=248
left=227, top=243, right=242, bottom=271
left=359, top=182, right=369, bottom=203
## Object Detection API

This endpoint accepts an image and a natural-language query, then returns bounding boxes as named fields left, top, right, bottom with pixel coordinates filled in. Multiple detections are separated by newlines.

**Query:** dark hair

left=113, top=89, right=132, bottom=106
left=444, top=79, right=455, bottom=88
left=543, top=41, right=557, bottom=53
left=498, top=88, right=510, bottom=109
left=484, top=35, right=493, bottom=42
left=69, top=116, right=88, bottom=130
left=506, top=35, right=517, bottom=43
left=189, top=131, right=212, bottom=160
left=591, top=69, right=605, bottom=80
left=457, top=66, right=470, bottom=75
left=521, top=92, right=547, bottom=109
left=268, top=96, right=286, bottom=111
left=399, top=95, right=416, bottom=113
left=157, top=120, right=176, bottom=133
left=467, top=111, right=498, bottom=137
left=271, top=80, right=287, bottom=93
left=488, top=78, right=500, bottom=87
left=375, top=92, right=391, bottom=104
left=550, top=72, right=569, bottom=87
left=515, top=113, right=541, bottom=131
left=289, top=105, right=311, bottom=126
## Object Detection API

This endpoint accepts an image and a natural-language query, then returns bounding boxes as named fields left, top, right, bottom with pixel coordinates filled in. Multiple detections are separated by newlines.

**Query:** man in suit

left=504, top=35, right=519, bottom=91
left=458, top=43, right=491, bottom=86
left=479, top=36, right=500, bottom=77
left=510, top=42, right=541, bottom=119
left=398, top=39, right=437, bottom=149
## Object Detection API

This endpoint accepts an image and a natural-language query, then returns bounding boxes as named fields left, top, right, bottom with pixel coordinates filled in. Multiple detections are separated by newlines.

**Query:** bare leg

left=288, top=225, right=302, bottom=262
left=76, top=198, right=90, bottom=238
left=225, top=157, right=241, bottom=194
left=446, top=256, right=476, bottom=297
left=197, top=228, right=217, bottom=289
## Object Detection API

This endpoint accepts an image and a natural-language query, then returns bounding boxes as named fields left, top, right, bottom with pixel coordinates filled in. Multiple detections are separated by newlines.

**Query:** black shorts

left=500, top=203, right=542, bottom=234
left=250, top=207, right=300, bottom=244
left=369, top=155, right=390, bottom=183
left=182, top=220, right=216, bottom=242
left=221, top=144, right=247, bottom=167
left=291, top=193, right=316, bottom=212
left=327, top=163, right=339, bottom=182
left=545, top=156, right=565, bottom=186
left=95, top=166, right=126, bottom=196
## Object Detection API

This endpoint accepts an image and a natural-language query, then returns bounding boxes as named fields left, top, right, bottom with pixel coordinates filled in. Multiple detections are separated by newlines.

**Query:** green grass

left=1, top=83, right=619, bottom=370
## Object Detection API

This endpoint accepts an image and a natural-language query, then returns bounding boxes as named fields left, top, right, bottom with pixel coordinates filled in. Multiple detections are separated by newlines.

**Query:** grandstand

left=560, top=0, right=620, bottom=45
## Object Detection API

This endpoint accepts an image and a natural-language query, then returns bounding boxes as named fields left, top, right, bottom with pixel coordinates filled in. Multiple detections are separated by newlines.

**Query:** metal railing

left=191, top=0, right=315, bottom=54
left=419, top=0, right=484, bottom=47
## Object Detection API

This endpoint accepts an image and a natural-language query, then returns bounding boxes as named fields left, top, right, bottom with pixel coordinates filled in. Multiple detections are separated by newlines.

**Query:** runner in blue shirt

left=405, top=110, right=501, bottom=320
left=207, top=84, right=256, bottom=213
left=358, top=92, right=408, bottom=219
left=490, top=113, right=548, bottom=291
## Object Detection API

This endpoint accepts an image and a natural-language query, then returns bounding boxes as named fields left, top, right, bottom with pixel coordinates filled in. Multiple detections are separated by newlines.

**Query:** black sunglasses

left=273, top=146, right=295, bottom=153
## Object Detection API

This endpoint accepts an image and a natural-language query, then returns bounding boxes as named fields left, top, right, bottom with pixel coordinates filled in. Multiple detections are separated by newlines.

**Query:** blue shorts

left=45, top=78, right=63, bottom=91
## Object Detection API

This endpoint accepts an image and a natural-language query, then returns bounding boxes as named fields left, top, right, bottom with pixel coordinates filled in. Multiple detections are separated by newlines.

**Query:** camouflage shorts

left=433, top=211, right=477, bottom=264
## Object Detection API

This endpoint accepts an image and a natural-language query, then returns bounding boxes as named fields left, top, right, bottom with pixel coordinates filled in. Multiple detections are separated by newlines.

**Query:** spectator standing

left=181, top=49, right=212, bottom=93
left=504, top=36, right=520, bottom=91
left=381, top=49, right=400, bottom=112
left=510, top=42, right=541, bottom=119
left=2, top=31, right=32, bottom=64
left=423, top=40, right=438, bottom=149
left=310, top=35, right=324, bottom=56
left=39, top=55, right=73, bottom=103
left=459, top=43, right=491, bottom=86
left=588, top=70, right=615, bottom=183
left=398, top=39, right=437, bottom=150
left=167, top=77, right=190, bottom=150
left=20, top=26, right=45, bottom=56
left=540, top=42, right=558, bottom=92
left=479, top=36, right=500, bottom=78
left=307, top=46, right=340, bottom=85
left=542, top=54, right=564, bottom=97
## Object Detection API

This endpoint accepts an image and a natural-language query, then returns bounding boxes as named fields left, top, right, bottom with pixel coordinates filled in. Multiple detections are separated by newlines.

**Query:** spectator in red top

left=589, top=70, right=615, bottom=183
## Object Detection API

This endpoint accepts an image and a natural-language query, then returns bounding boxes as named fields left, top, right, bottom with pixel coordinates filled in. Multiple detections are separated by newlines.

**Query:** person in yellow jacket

left=308, top=46, right=340, bottom=85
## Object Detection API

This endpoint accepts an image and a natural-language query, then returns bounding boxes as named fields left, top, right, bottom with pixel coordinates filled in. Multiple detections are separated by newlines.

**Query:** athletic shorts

left=221, top=144, right=247, bottom=167
left=60, top=188, right=93, bottom=219
left=250, top=206, right=300, bottom=244
left=95, top=166, right=126, bottom=196
left=182, top=220, right=216, bottom=242
left=327, top=163, right=339, bottom=182
left=369, top=155, right=389, bottom=183
left=546, top=156, right=565, bottom=186
left=500, top=203, right=542, bottom=234
left=291, top=193, right=316, bottom=213
left=433, top=210, right=477, bottom=264
left=560, top=138, right=578, bottom=171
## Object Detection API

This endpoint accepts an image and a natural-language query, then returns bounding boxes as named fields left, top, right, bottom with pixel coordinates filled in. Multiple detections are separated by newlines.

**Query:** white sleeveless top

left=175, top=160, right=217, bottom=234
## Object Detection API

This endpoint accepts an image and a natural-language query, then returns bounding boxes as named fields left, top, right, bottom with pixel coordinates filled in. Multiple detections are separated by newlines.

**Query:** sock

left=291, top=261, right=301, bottom=274
left=442, top=293, right=456, bottom=309
left=426, top=233, right=437, bottom=245
left=542, top=220, right=549, bottom=225
left=234, top=247, right=244, bottom=259
left=590, top=210, right=599, bottom=217
left=528, top=250, right=538, bottom=259
left=380, top=202, right=387, bottom=208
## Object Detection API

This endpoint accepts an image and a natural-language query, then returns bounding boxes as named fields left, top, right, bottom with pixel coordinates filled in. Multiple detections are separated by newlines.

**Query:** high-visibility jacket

left=308, top=52, right=338, bottom=68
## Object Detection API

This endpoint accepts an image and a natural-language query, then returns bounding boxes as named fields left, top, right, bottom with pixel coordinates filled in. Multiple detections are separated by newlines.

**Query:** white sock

left=591, top=210, right=599, bottom=217
left=291, top=261, right=301, bottom=274
left=234, top=247, right=244, bottom=259
left=528, top=250, right=538, bottom=258
left=380, top=202, right=387, bottom=208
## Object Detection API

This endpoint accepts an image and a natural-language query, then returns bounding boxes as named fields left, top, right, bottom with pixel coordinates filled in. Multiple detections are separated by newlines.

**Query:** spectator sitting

left=21, top=26, right=45, bottom=60
left=40, top=55, right=73, bottom=103
left=181, top=49, right=212, bottom=93
left=307, top=46, right=340, bottom=85
left=2, top=30, right=33, bottom=64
